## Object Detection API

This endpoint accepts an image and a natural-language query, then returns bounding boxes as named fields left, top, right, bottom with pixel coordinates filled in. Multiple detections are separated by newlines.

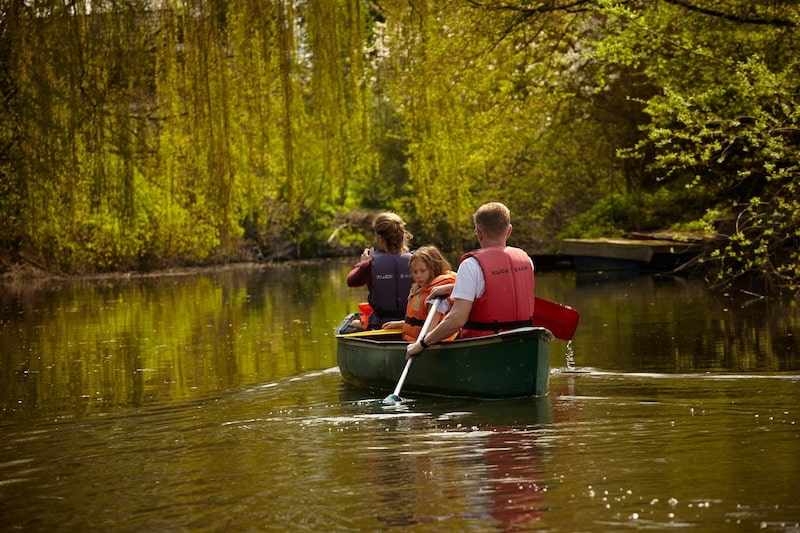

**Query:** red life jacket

left=459, top=247, right=535, bottom=339
left=401, top=272, right=457, bottom=342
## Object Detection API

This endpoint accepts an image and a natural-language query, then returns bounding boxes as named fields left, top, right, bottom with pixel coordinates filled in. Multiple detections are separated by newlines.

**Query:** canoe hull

left=336, top=327, right=553, bottom=399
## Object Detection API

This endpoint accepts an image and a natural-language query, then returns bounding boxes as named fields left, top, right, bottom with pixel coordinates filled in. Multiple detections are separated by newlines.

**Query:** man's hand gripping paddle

left=382, top=297, right=446, bottom=405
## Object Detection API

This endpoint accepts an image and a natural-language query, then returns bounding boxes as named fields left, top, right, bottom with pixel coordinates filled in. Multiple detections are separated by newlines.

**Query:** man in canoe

left=406, top=202, right=535, bottom=357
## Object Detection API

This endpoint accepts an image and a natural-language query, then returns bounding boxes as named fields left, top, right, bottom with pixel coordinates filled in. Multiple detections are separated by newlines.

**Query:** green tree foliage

left=0, top=0, right=798, bottom=292
left=591, top=0, right=800, bottom=290
left=370, top=1, right=607, bottom=249
left=0, top=0, right=376, bottom=271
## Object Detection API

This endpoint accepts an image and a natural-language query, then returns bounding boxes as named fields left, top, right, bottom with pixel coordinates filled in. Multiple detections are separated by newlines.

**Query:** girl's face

left=410, top=259, right=433, bottom=287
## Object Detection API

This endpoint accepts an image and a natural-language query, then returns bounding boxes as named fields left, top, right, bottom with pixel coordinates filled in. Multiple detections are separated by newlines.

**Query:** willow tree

left=287, top=0, right=376, bottom=249
left=367, top=1, right=617, bottom=251
left=153, top=1, right=233, bottom=263
left=154, top=0, right=375, bottom=259
left=222, top=0, right=376, bottom=255
left=0, top=0, right=159, bottom=271
left=222, top=1, right=286, bottom=250
left=371, top=1, right=482, bottom=247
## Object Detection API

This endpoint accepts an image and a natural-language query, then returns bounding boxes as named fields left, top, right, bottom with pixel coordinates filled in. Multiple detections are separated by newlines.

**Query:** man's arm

left=406, top=298, right=472, bottom=358
left=428, top=283, right=454, bottom=298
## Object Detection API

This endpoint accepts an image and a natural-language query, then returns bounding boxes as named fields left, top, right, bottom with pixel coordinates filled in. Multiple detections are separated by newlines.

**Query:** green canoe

left=335, top=323, right=553, bottom=399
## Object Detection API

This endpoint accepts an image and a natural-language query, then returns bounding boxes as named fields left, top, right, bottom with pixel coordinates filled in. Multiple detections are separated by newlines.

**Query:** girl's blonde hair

left=410, top=245, right=451, bottom=278
left=372, top=212, right=412, bottom=254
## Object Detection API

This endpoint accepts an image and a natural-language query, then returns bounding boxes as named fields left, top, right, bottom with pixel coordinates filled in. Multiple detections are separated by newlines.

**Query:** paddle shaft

left=389, top=297, right=444, bottom=399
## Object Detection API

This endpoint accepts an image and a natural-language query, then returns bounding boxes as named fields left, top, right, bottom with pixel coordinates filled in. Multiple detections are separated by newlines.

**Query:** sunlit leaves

left=2, top=0, right=379, bottom=269
left=591, top=1, right=800, bottom=291
left=2, top=0, right=799, bottom=292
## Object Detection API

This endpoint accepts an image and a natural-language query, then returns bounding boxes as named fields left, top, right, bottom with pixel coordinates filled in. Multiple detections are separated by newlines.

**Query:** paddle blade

left=382, top=393, right=402, bottom=405
left=533, top=297, right=580, bottom=340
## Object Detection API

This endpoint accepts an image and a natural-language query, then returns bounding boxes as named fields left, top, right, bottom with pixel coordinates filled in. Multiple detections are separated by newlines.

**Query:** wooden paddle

left=532, top=296, right=580, bottom=340
left=382, top=297, right=446, bottom=405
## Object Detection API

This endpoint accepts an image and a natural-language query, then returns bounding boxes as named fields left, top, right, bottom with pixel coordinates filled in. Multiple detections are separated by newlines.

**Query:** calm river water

left=1, top=261, right=798, bottom=531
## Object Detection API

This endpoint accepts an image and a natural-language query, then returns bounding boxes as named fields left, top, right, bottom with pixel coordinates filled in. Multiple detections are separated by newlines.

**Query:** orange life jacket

left=401, top=272, right=457, bottom=342
left=459, top=247, right=535, bottom=339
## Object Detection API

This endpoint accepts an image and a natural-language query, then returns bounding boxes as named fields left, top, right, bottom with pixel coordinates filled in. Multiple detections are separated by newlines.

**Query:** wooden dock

left=557, top=233, right=707, bottom=273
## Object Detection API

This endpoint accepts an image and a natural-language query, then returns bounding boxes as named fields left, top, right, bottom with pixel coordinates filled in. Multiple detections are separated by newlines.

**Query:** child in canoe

left=382, top=245, right=458, bottom=342
left=345, top=211, right=413, bottom=331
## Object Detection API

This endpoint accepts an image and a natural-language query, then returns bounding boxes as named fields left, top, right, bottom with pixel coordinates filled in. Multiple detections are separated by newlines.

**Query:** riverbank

left=0, top=257, right=290, bottom=294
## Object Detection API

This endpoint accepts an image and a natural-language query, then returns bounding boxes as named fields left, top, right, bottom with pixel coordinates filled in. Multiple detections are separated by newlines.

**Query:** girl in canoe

left=345, top=212, right=414, bottom=331
left=382, top=245, right=458, bottom=342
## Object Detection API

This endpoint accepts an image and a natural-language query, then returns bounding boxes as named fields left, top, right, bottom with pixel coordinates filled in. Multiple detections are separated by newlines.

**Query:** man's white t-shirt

left=451, top=257, right=484, bottom=302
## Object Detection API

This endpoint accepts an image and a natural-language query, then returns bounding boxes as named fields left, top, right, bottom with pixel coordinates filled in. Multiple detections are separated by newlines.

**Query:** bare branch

left=661, top=0, right=797, bottom=27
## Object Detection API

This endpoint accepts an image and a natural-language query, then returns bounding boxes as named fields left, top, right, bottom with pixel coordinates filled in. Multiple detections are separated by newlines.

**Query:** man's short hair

left=473, top=202, right=511, bottom=239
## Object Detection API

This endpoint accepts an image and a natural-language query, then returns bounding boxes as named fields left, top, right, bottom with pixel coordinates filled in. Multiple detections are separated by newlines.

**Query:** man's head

left=473, top=202, right=512, bottom=245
